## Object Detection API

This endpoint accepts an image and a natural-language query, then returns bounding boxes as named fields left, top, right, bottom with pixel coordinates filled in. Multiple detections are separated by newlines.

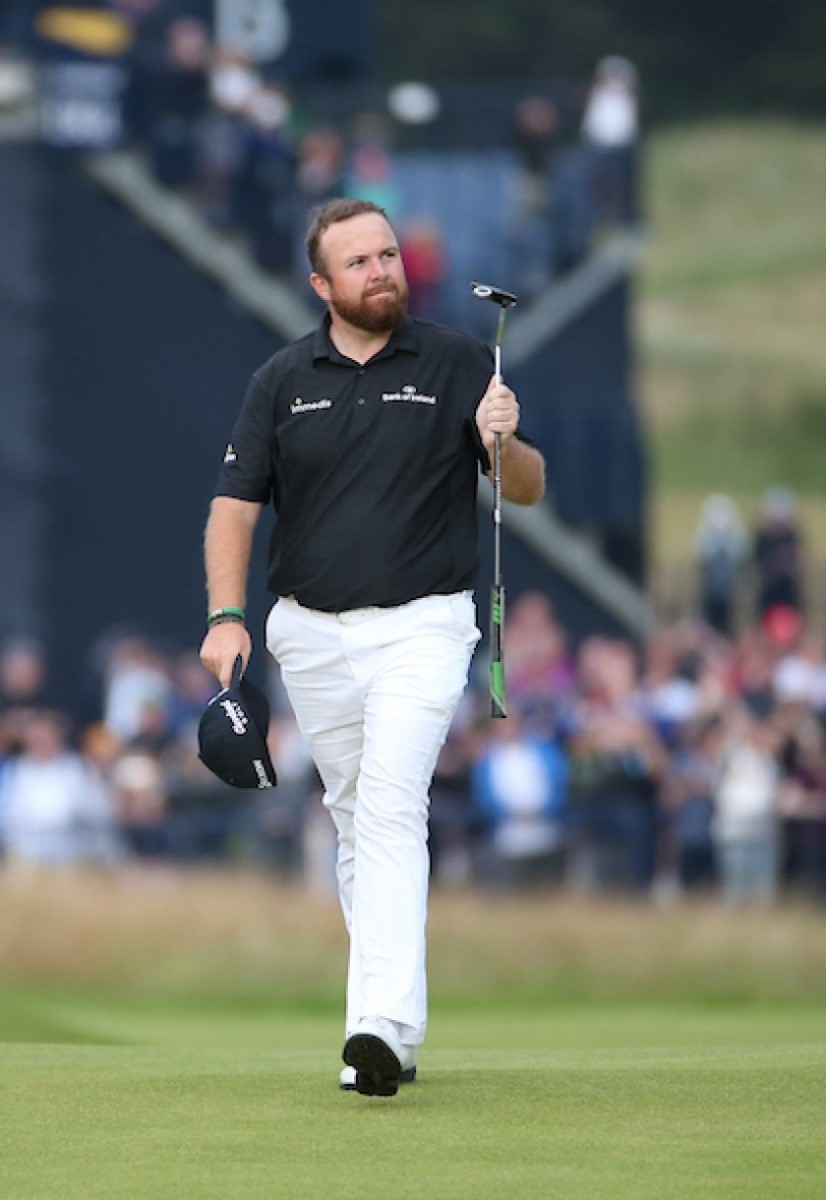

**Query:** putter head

left=471, top=282, right=518, bottom=309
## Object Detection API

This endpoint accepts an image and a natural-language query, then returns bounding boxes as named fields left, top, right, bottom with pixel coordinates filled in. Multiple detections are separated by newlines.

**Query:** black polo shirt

left=214, top=314, right=495, bottom=611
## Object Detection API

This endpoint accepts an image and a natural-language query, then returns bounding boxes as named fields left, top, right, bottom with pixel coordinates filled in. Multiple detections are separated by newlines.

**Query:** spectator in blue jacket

left=472, top=710, right=569, bottom=889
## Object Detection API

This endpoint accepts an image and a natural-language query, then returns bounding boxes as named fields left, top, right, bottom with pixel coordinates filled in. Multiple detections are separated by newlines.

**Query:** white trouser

left=266, top=591, right=480, bottom=1046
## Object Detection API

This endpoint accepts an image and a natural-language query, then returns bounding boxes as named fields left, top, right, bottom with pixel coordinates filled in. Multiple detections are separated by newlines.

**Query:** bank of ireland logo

left=382, top=383, right=437, bottom=405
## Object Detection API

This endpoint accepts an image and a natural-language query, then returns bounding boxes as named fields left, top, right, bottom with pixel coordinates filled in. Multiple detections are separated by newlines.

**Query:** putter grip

left=489, top=583, right=507, bottom=718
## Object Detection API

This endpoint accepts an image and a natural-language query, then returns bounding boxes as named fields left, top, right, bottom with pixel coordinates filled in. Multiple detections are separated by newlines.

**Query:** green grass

left=2, top=996, right=825, bottom=1200
left=1, top=872, right=825, bottom=1199
left=637, top=117, right=826, bottom=573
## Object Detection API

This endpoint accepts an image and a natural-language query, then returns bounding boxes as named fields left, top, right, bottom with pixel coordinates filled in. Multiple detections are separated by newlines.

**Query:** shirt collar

left=312, top=313, right=420, bottom=365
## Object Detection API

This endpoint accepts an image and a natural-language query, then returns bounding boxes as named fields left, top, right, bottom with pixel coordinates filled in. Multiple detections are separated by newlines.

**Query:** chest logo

left=382, top=384, right=437, bottom=405
left=290, top=396, right=333, bottom=415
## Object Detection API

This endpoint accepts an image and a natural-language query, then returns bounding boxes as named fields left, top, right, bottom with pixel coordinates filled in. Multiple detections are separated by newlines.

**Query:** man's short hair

left=306, top=198, right=390, bottom=277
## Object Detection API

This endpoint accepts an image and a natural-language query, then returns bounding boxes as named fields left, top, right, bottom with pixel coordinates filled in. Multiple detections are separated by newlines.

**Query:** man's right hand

left=200, top=622, right=252, bottom=689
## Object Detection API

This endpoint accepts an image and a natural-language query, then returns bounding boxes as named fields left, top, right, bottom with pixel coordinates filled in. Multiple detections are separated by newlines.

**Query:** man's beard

left=329, top=280, right=408, bottom=333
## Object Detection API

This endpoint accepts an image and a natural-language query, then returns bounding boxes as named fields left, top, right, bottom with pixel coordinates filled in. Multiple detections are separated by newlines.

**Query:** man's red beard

left=329, top=280, right=409, bottom=333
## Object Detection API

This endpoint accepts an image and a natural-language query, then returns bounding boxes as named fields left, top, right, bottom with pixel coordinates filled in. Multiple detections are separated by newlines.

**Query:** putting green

left=2, top=996, right=824, bottom=1200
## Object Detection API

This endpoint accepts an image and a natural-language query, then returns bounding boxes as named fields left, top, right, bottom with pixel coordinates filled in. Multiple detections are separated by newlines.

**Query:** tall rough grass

left=1, top=868, right=824, bottom=1004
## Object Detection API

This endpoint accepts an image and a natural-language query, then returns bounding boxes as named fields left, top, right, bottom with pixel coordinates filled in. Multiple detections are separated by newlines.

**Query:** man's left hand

left=476, top=376, right=520, bottom=453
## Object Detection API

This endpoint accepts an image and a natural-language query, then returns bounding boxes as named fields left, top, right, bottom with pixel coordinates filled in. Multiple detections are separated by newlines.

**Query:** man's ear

left=309, top=272, right=330, bottom=303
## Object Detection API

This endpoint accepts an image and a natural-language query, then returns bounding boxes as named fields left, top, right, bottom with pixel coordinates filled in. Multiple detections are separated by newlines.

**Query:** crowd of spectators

left=0, top=5, right=645, bottom=332
left=452, top=591, right=826, bottom=907
left=134, top=39, right=641, bottom=302
left=1, top=490, right=823, bottom=907
left=115, top=25, right=642, bottom=307
left=0, top=630, right=318, bottom=877
left=0, top=1, right=643, bottom=309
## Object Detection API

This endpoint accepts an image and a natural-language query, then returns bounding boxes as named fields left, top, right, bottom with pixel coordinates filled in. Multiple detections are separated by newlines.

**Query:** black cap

left=198, top=656, right=277, bottom=789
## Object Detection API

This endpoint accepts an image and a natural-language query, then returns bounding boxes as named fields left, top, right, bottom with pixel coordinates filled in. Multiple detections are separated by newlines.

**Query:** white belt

left=284, top=595, right=402, bottom=624
left=283, top=591, right=470, bottom=625
left=336, top=605, right=388, bottom=624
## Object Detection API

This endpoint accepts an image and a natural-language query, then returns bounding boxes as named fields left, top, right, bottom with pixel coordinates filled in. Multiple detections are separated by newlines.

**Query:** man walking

left=200, top=198, right=545, bottom=1095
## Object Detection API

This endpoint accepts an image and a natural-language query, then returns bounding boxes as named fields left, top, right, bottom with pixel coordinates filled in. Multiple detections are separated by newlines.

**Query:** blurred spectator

left=0, top=635, right=59, bottom=777
left=100, top=633, right=172, bottom=746
left=345, top=110, right=401, bottom=217
left=1, top=634, right=52, bottom=738
left=711, top=706, right=780, bottom=906
left=231, top=76, right=296, bottom=272
left=580, top=55, right=641, bottom=227
left=0, top=709, right=120, bottom=868
left=197, top=44, right=259, bottom=228
left=754, top=486, right=806, bottom=622
left=693, top=494, right=750, bottom=637
left=567, top=637, right=667, bottom=893
left=398, top=218, right=447, bottom=322
left=137, top=14, right=210, bottom=188
left=295, top=124, right=347, bottom=211
left=0, top=634, right=49, bottom=708
left=166, top=649, right=220, bottom=739
left=429, top=710, right=479, bottom=886
left=730, top=626, right=780, bottom=719
left=511, top=95, right=560, bottom=210
left=773, top=684, right=826, bottom=900
left=663, top=718, right=718, bottom=894
left=471, top=709, right=568, bottom=889
left=162, top=733, right=255, bottom=864
left=773, top=630, right=822, bottom=710
left=502, top=590, right=576, bottom=736
left=508, top=94, right=561, bottom=294
left=110, top=742, right=170, bottom=860
left=80, top=719, right=122, bottom=782
left=347, top=141, right=398, bottom=209
left=642, top=625, right=704, bottom=751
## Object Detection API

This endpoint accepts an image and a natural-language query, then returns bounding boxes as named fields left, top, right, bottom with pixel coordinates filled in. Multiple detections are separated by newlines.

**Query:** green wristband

left=207, top=606, right=246, bottom=626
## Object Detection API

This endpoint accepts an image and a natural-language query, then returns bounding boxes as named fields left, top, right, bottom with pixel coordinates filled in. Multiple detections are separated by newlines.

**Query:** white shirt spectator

left=581, top=57, right=640, bottom=148
left=0, top=711, right=119, bottom=866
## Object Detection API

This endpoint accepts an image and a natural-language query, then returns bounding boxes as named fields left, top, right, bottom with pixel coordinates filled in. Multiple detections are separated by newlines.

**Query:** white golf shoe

left=341, top=1017, right=418, bottom=1096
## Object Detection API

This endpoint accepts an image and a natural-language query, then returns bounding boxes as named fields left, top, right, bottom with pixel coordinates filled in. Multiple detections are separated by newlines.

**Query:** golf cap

left=198, top=656, right=277, bottom=789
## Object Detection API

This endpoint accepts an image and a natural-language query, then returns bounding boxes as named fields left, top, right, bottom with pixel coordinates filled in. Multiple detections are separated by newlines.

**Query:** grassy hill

left=637, top=118, right=826, bottom=613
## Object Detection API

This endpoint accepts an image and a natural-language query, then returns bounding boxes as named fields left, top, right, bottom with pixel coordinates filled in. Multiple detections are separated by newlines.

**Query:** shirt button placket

left=353, top=366, right=373, bottom=426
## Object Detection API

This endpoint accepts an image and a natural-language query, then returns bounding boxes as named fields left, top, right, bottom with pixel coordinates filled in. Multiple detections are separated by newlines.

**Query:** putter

left=471, top=281, right=518, bottom=718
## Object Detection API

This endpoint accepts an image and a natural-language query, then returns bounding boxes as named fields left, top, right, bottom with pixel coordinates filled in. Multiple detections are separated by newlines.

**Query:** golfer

left=200, top=198, right=545, bottom=1096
